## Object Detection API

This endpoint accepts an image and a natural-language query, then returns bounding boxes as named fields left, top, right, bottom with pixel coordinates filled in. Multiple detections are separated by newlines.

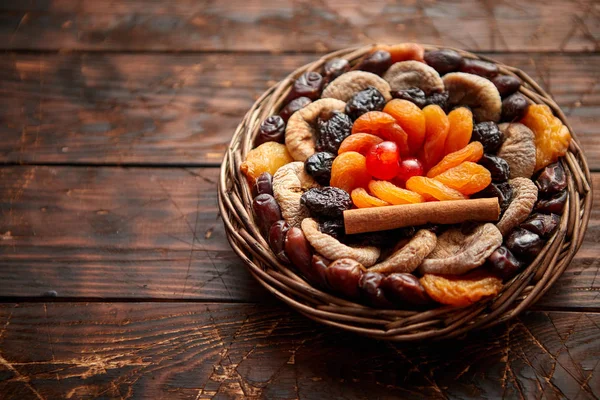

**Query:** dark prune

left=255, top=115, right=286, bottom=146
left=253, top=172, right=273, bottom=197
left=316, top=111, right=352, bottom=154
left=506, top=228, right=544, bottom=260
left=479, top=154, right=510, bottom=182
left=485, top=246, right=522, bottom=280
left=492, top=75, right=522, bottom=98
left=472, top=121, right=503, bottom=153
left=391, top=87, right=427, bottom=108
left=323, top=58, right=350, bottom=85
left=301, top=187, right=352, bottom=219
left=345, top=86, right=386, bottom=120
left=425, top=91, right=449, bottom=111
left=286, top=71, right=323, bottom=102
left=319, top=219, right=345, bottom=240
left=311, top=254, right=330, bottom=289
left=535, top=190, right=567, bottom=215
left=472, top=182, right=513, bottom=213
left=325, top=258, right=365, bottom=299
left=359, top=271, right=393, bottom=308
left=269, top=220, right=290, bottom=263
left=459, top=58, right=499, bottom=78
left=279, top=97, right=312, bottom=122
left=305, top=151, right=335, bottom=186
left=285, top=227, right=317, bottom=282
left=356, top=50, right=393, bottom=76
left=252, top=194, right=282, bottom=236
left=536, top=162, right=567, bottom=196
left=345, top=230, right=394, bottom=248
left=380, top=273, right=431, bottom=307
left=520, top=213, right=560, bottom=239
left=501, top=93, right=530, bottom=122
left=424, top=49, right=463, bottom=75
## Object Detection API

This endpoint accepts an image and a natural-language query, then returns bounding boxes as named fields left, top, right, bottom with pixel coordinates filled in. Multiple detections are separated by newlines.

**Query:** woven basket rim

left=218, top=43, right=593, bottom=341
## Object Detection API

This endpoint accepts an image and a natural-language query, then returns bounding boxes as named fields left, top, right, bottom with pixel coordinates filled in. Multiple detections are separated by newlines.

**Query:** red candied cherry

left=397, top=157, right=424, bottom=182
left=366, top=141, right=400, bottom=180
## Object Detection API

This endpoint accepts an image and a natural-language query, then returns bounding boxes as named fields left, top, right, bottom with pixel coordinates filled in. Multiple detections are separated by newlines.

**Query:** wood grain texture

left=0, top=165, right=597, bottom=309
left=0, top=303, right=598, bottom=399
left=1, top=52, right=599, bottom=167
left=0, top=0, right=599, bottom=52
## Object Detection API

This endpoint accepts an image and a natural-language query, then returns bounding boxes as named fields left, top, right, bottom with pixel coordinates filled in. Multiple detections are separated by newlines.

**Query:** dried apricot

left=383, top=99, right=426, bottom=154
left=375, top=43, right=425, bottom=63
left=420, top=270, right=503, bottom=307
left=520, top=104, right=571, bottom=171
left=422, top=104, right=450, bottom=169
left=338, top=133, right=384, bottom=155
left=368, top=180, right=425, bottom=205
left=433, top=161, right=492, bottom=195
left=330, top=151, right=371, bottom=193
left=351, top=111, right=409, bottom=155
left=241, top=142, right=294, bottom=183
left=444, top=107, right=473, bottom=154
left=427, top=141, right=484, bottom=178
left=405, top=176, right=467, bottom=201
left=351, top=187, right=390, bottom=208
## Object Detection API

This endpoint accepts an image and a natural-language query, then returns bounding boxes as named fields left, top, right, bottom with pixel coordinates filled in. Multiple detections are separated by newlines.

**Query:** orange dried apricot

left=427, top=141, right=484, bottom=178
left=520, top=104, right=571, bottom=171
left=383, top=99, right=426, bottom=155
left=405, top=176, right=467, bottom=201
left=351, top=111, right=409, bottom=155
left=433, top=161, right=492, bottom=195
left=375, top=43, right=425, bottom=63
left=240, top=142, right=293, bottom=183
left=444, top=107, right=473, bottom=154
left=330, top=151, right=371, bottom=193
left=420, top=270, right=503, bottom=307
left=422, top=104, right=450, bottom=170
left=368, top=180, right=425, bottom=205
left=351, top=187, right=390, bottom=208
left=338, top=133, right=384, bottom=155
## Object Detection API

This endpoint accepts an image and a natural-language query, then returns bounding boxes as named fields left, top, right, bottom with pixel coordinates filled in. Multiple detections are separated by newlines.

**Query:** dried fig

left=301, top=218, right=380, bottom=267
left=418, top=223, right=503, bottom=275
left=496, top=178, right=538, bottom=236
left=272, top=162, right=320, bottom=228
left=285, top=98, right=346, bottom=161
left=442, top=72, right=502, bottom=123
left=369, top=230, right=437, bottom=274
left=497, top=123, right=536, bottom=179
left=322, top=71, right=392, bottom=103
left=383, top=61, right=445, bottom=95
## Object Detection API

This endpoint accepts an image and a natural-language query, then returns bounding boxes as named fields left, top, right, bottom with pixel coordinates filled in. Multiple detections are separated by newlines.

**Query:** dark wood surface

left=0, top=1, right=599, bottom=399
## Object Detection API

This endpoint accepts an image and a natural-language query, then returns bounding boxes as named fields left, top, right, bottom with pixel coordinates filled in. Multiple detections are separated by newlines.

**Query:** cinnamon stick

left=343, top=198, right=500, bottom=234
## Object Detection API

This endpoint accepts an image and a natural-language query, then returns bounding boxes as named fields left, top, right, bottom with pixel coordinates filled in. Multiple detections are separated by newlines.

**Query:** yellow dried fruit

left=241, top=142, right=293, bottom=184
left=420, top=270, right=503, bottom=307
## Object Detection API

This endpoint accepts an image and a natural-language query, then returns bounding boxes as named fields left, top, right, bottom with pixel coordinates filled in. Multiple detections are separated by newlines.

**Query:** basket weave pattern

left=218, top=45, right=592, bottom=341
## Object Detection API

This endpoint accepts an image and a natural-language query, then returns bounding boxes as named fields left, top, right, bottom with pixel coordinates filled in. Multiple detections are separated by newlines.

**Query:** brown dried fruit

left=420, top=270, right=503, bottom=307
left=301, top=218, right=381, bottom=267
left=383, top=61, right=445, bottom=95
left=326, top=258, right=366, bottom=298
left=369, top=230, right=437, bottom=274
left=321, top=71, right=392, bottom=103
left=285, top=98, right=346, bottom=161
left=419, top=223, right=503, bottom=275
left=497, top=177, right=538, bottom=236
left=442, top=72, right=502, bottom=123
left=272, top=162, right=320, bottom=228
left=497, top=123, right=536, bottom=179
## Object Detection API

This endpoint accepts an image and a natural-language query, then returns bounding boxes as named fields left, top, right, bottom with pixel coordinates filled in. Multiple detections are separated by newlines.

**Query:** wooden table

left=0, top=1, right=599, bottom=398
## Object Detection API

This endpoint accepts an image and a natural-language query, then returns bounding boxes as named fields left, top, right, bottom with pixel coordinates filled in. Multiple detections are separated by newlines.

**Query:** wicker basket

left=218, top=44, right=592, bottom=341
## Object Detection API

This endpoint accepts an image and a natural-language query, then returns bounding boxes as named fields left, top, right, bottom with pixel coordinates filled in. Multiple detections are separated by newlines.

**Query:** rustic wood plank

left=1, top=0, right=598, bottom=52
left=1, top=52, right=599, bottom=167
left=0, top=165, right=269, bottom=301
left=0, top=165, right=598, bottom=309
left=0, top=303, right=598, bottom=399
